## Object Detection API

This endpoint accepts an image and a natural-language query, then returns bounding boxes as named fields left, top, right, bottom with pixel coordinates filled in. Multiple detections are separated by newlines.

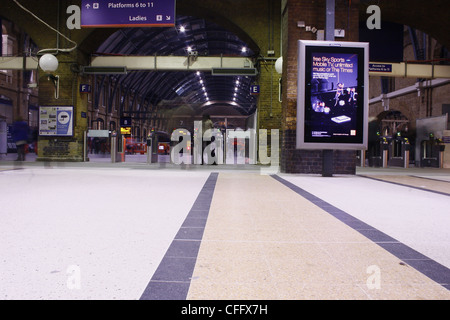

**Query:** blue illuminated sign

left=80, top=84, right=91, bottom=93
left=369, top=63, right=393, bottom=73
left=250, top=85, right=260, bottom=95
left=81, top=0, right=176, bottom=28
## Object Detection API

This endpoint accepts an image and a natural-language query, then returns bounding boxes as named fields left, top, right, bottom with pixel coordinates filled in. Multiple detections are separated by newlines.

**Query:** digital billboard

left=297, top=40, right=369, bottom=150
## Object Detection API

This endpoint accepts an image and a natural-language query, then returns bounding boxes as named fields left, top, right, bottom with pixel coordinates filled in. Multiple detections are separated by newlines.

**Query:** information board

left=297, top=40, right=369, bottom=150
left=81, top=0, right=176, bottom=28
left=39, top=106, right=74, bottom=136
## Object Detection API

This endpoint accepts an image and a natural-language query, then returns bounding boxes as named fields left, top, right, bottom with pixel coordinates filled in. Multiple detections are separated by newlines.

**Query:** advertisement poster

left=39, top=106, right=74, bottom=136
left=297, top=40, right=369, bottom=150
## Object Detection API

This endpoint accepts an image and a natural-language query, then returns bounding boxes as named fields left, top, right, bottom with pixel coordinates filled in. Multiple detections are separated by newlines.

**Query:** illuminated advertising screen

left=297, top=40, right=369, bottom=150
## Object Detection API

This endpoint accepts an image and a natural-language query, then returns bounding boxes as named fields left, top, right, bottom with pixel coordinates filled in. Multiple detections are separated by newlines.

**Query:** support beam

left=369, top=61, right=450, bottom=78
left=0, top=57, right=38, bottom=70
left=2, top=56, right=449, bottom=79
left=90, top=55, right=254, bottom=71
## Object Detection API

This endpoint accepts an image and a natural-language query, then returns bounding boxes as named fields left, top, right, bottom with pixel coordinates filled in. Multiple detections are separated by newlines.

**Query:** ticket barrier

left=420, top=137, right=445, bottom=168
left=388, top=136, right=410, bottom=168
left=111, top=132, right=124, bottom=163
left=382, top=139, right=389, bottom=168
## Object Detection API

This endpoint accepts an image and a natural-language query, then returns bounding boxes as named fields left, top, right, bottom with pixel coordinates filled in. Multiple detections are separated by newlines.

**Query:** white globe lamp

left=39, top=54, right=59, bottom=73
left=275, top=56, right=283, bottom=74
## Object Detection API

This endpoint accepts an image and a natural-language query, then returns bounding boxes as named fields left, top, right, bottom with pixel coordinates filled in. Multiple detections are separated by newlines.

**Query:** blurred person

left=12, top=116, right=29, bottom=161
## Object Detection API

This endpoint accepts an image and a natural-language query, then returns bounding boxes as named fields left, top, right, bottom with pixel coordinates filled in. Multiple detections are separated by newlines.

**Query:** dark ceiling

left=95, top=15, right=258, bottom=117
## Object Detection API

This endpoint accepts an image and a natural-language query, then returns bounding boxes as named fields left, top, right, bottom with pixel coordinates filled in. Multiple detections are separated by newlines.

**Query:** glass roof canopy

left=94, top=15, right=258, bottom=117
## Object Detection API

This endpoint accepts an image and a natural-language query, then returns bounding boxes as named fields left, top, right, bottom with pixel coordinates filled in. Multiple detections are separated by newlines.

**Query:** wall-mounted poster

left=39, top=106, right=74, bottom=136
left=297, top=40, right=369, bottom=150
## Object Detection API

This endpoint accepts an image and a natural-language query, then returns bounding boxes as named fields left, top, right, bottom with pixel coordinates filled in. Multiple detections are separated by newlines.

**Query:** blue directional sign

left=250, top=85, right=260, bottom=95
left=80, top=84, right=91, bottom=93
left=81, top=0, right=176, bottom=28
left=369, top=63, right=393, bottom=73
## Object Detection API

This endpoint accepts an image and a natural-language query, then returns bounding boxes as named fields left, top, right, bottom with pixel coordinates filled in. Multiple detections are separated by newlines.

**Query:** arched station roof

left=94, top=15, right=259, bottom=116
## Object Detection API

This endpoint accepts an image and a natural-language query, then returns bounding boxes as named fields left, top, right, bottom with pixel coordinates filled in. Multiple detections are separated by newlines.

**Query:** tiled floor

left=187, top=173, right=450, bottom=300
left=0, top=160, right=449, bottom=300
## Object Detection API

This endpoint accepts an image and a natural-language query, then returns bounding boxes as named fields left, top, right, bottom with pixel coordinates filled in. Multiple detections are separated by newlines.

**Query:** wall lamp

left=39, top=54, right=60, bottom=99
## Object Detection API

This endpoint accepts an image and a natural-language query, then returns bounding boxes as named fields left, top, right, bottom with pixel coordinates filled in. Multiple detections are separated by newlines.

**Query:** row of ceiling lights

left=196, top=70, right=244, bottom=104
left=196, top=71, right=209, bottom=102
left=180, top=25, right=248, bottom=55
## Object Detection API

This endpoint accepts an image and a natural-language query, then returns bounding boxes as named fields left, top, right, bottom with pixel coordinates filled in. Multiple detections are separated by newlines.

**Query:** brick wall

left=280, top=0, right=360, bottom=174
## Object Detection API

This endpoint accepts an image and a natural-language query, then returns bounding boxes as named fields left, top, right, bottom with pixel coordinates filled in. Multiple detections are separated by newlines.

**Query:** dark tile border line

left=409, top=175, right=450, bottom=184
left=359, top=175, right=450, bottom=197
left=271, top=174, right=450, bottom=291
left=140, top=172, right=219, bottom=300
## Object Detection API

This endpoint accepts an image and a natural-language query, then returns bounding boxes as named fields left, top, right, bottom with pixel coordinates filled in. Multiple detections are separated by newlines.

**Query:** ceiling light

left=179, top=26, right=186, bottom=33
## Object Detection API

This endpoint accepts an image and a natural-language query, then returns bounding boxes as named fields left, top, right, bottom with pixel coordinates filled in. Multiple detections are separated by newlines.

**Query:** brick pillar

left=37, top=51, right=89, bottom=162
left=280, top=0, right=360, bottom=174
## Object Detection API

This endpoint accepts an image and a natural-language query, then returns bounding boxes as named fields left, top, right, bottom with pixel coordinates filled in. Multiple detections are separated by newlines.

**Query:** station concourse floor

left=0, top=157, right=449, bottom=300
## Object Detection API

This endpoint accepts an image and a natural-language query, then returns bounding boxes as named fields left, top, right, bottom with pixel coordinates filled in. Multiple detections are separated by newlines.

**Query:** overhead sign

left=120, top=117, right=132, bottom=127
left=39, top=106, right=74, bottom=136
left=297, top=40, right=369, bottom=150
left=121, top=127, right=132, bottom=135
left=81, top=0, right=176, bottom=28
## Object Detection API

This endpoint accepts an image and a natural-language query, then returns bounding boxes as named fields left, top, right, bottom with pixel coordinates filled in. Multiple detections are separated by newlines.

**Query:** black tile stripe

left=409, top=175, right=450, bottom=184
left=271, top=174, right=450, bottom=291
left=359, top=175, right=450, bottom=197
left=140, top=172, right=219, bottom=300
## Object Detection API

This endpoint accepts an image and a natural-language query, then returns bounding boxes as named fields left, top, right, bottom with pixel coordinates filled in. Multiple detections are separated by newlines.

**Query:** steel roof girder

left=90, top=55, right=254, bottom=71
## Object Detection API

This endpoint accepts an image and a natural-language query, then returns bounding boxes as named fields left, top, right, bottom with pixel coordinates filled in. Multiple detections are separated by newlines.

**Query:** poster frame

left=38, top=106, right=74, bottom=137
left=296, top=40, right=369, bottom=150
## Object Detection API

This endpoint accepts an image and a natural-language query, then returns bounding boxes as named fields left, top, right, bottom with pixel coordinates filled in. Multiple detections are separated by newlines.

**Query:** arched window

left=92, top=118, right=104, bottom=130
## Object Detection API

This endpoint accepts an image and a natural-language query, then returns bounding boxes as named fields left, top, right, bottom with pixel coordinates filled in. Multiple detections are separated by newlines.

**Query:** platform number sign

left=250, top=85, right=260, bottom=95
